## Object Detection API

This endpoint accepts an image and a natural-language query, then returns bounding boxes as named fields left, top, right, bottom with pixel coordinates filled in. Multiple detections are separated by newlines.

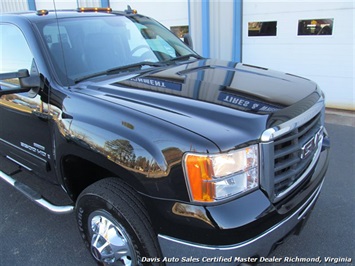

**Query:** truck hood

left=114, top=59, right=318, bottom=110
left=77, top=59, right=320, bottom=150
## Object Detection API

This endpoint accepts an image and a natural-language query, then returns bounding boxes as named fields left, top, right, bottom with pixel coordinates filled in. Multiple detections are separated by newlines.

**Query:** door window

left=0, top=24, right=34, bottom=88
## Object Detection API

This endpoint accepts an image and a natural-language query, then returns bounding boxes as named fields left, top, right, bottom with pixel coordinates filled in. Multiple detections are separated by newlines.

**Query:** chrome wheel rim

left=89, top=211, right=136, bottom=266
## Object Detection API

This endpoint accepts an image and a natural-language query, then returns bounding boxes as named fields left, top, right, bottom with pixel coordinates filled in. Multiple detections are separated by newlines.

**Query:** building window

left=298, top=19, right=333, bottom=35
left=248, top=21, right=277, bottom=37
left=170, top=26, right=189, bottom=38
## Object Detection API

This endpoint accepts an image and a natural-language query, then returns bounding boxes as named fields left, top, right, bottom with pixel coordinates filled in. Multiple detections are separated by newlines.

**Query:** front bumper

left=158, top=179, right=323, bottom=265
left=156, top=136, right=329, bottom=265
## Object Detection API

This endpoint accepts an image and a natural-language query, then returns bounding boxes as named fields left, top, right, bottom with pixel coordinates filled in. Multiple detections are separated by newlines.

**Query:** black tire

left=75, top=178, right=163, bottom=266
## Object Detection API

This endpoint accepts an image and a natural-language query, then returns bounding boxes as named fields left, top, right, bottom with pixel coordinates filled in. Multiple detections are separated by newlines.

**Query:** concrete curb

left=325, top=108, right=355, bottom=127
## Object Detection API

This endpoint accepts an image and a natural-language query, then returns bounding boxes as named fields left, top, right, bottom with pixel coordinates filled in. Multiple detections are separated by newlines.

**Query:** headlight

left=183, top=144, right=259, bottom=203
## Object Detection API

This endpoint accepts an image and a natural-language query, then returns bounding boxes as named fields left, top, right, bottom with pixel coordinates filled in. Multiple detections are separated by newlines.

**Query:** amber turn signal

left=184, top=155, right=215, bottom=202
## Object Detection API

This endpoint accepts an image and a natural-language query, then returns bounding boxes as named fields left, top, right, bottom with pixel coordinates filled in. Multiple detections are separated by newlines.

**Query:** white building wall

left=35, top=0, right=77, bottom=10
left=78, top=0, right=101, bottom=7
left=35, top=0, right=100, bottom=10
left=242, top=0, right=354, bottom=110
left=188, top=1, right=203, bottom=55
left=110, top=0, right=188, bottom=29
left=209, top=1, right=234, bottom=60
left=188, top=1, right=236, bottom=61
left=1, top=0, right=28, bottom=13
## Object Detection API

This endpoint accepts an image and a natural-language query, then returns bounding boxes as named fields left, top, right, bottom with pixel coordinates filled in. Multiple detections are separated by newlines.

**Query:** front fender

left=52, top=92, right=219, bottom=201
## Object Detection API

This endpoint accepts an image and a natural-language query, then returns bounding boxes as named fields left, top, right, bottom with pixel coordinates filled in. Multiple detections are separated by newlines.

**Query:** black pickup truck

left=0, top=7, right=330, bottom=266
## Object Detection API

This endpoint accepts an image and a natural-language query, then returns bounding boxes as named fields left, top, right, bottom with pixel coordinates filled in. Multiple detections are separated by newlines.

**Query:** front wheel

left=75, top=178, right=162, bottom=266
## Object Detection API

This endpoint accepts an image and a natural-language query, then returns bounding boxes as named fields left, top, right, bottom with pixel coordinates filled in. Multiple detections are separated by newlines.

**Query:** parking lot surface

left=0, top=123, right=354, bottom=265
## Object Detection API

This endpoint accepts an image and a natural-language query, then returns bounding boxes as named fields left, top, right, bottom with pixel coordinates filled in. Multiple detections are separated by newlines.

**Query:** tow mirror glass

left=0, top=69, right=40, bottom=96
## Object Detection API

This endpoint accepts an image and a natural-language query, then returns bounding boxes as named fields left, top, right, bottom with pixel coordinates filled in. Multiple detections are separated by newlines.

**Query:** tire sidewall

left=76, top=194, right=145, bottom=265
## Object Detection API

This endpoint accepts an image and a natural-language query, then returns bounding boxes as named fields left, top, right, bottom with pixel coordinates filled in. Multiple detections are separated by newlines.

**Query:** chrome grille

left=260, top=98, right=325, bottom=202
left=273, top=113, right=322, bottom=197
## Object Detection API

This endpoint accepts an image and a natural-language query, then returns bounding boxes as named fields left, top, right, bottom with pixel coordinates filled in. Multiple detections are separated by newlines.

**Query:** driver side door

left=0, top=23, right=54, bottom=179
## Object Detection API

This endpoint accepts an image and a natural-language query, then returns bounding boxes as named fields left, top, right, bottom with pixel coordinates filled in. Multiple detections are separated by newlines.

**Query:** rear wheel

left=75, top=178, right=162, bottom=266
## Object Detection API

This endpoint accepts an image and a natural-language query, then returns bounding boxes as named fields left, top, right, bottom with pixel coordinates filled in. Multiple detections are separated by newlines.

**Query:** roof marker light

left=76, top=7, right=112, bottom=13
left=36, top=10, right=49, bottom=16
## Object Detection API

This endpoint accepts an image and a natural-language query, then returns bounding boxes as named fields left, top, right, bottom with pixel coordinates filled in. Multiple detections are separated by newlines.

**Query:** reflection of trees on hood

left=104, top=139, right=135, bottom=164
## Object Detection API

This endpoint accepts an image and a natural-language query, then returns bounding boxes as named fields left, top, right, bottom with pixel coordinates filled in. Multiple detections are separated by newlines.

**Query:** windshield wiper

left=106, top=61, right=165, bottom=74
left=74, top=61, right=165, bottom=84
left=165, top=54, right=203, bottom=63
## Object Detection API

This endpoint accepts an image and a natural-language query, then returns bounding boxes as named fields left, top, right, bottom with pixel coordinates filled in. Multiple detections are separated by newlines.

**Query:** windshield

left=36, top=14, right=198, bottom=85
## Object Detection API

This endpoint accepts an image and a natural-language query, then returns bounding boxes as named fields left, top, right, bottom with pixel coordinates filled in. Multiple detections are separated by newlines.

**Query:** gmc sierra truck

left=0, top=7, right=330, bottom=266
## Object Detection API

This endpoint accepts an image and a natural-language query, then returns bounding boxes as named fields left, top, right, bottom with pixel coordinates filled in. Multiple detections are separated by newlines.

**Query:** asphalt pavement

left=0, top=122, right=354, bottom=266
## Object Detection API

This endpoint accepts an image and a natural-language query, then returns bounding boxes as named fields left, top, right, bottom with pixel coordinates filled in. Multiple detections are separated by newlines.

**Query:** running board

left=0, top=170, right=74, bottom=214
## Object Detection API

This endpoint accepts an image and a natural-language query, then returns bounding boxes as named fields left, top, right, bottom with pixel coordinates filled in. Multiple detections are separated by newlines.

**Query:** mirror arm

left=0, top=87, right=32, bottom=96
left=0, top=69, right=29, bottom=80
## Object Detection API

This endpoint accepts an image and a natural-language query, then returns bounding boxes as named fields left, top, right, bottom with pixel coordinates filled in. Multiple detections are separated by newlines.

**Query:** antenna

left=125, top=5, right=137, bottom=14
left=125, top=5, right=133, bottom=13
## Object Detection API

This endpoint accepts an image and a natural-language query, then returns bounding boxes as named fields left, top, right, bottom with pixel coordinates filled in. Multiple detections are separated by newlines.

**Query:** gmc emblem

left=300, top=127, right=323, bottom=159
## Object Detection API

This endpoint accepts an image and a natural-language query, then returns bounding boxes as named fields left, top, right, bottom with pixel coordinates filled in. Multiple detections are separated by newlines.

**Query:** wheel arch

left=60, top=153, right=144, bottom=202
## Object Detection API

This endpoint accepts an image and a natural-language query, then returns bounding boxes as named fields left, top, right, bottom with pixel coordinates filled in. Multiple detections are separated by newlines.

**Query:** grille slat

left=274, top=156, right=300, bottom=172
left=274, top=116, right=319, bottom=146
left=274, top=157, right=311, bottom=183
left=298, top=113, right=320, bottom=134
left=274, top=144, right=301, bottom=160
left=273, top=112, right=322, bottom=198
